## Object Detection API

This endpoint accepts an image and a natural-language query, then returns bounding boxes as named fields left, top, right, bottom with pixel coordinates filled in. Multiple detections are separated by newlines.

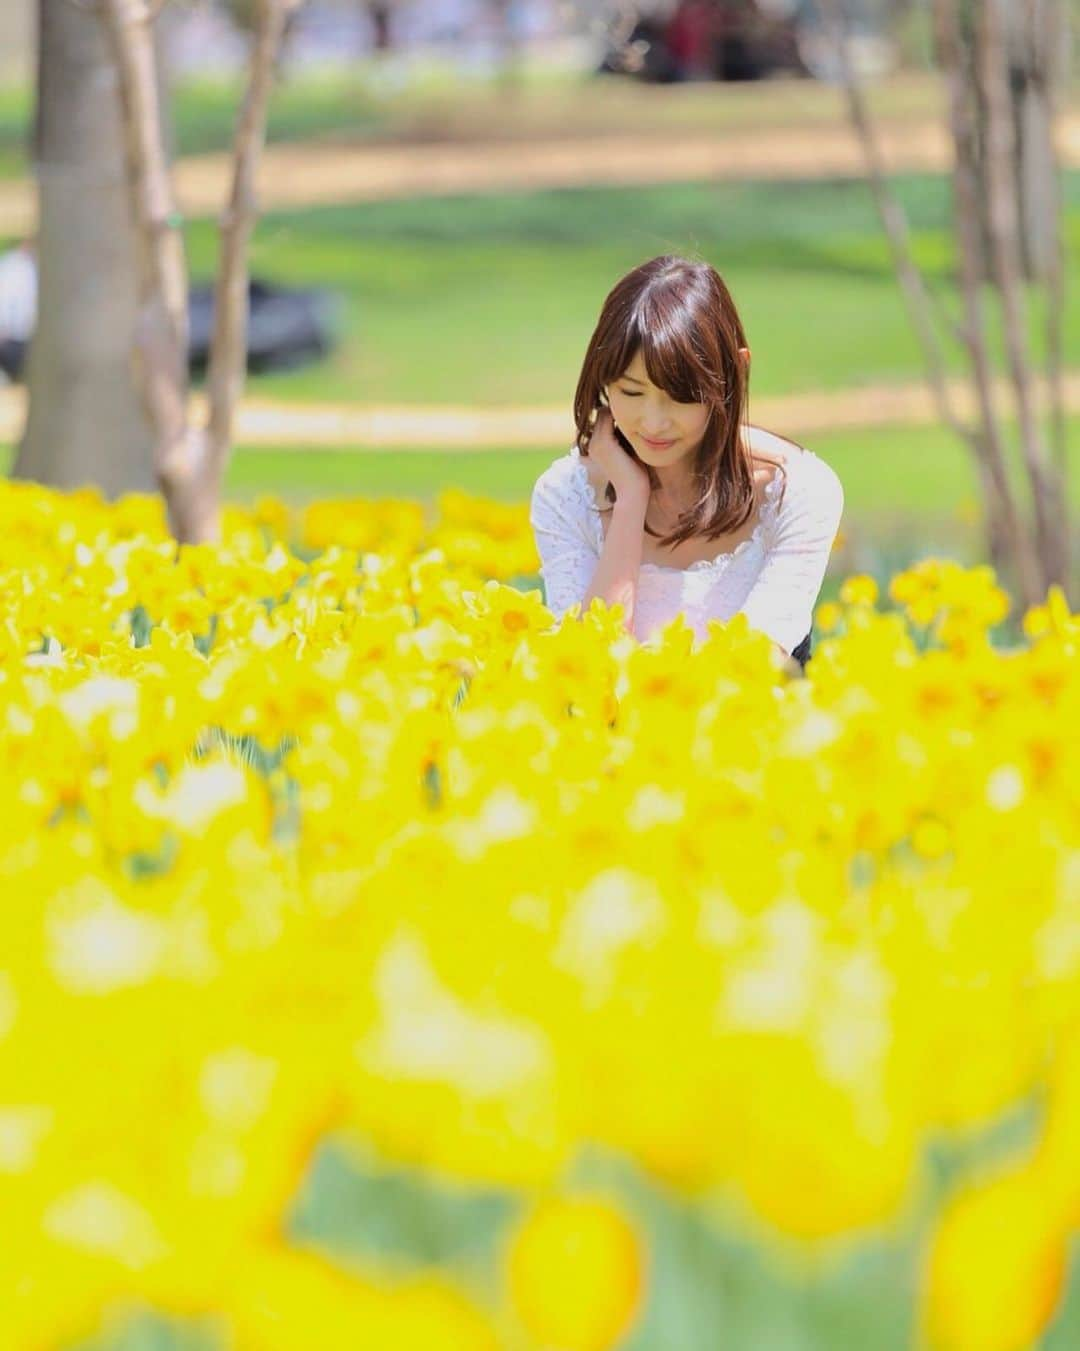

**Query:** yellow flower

left=920, top=1164, right=1068, bottom=1351
left=506, top=1193, right=646, bottom=1351
left=911, top=816, right=951, bottom=860
left=839, top=574, right=879, bottom=607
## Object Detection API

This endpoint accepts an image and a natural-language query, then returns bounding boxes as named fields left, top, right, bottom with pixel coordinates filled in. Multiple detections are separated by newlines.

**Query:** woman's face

left=605, top=350, right=713, bottom=471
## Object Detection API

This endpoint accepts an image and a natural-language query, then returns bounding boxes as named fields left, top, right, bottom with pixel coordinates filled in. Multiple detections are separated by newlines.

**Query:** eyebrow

left=620, top=374, right=646, bottom=384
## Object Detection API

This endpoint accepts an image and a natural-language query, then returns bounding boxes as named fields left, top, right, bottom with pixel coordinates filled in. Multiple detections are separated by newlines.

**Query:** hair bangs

left=630, top=286, right=720, bottom=406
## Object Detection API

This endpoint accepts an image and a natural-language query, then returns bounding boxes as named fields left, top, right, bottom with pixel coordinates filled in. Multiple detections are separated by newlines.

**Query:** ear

left=738, top=347, right=751, bottom=365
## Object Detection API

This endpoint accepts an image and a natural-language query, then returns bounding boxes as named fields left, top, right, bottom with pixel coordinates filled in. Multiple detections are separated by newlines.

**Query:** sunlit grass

left=172, top=174, right=1080, bottom=407
left=0, top=68, right=966, bottom=179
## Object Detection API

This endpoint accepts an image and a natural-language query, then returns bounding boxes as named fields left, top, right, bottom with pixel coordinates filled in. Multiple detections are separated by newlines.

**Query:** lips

left=642, top=436, right=677, bottom=449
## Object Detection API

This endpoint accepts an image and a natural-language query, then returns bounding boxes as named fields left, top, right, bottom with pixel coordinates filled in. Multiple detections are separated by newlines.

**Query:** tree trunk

left=13, top=0, right=155, bottom=497
left=964, top=0, right=1065, bottom=286
left=1006, top=0, right=1066, bottom=283
left=977, top=0, right=1069, bottom=589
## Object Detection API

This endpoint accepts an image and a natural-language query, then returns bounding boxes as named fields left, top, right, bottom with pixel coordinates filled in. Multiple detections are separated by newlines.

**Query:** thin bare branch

left=100, top=0, right=194, bottom=536
left=816, top=0, right=971, bottom=447
left=977, top=0, right=1067, bottom=587
left=1030, top=0, right=1068, bottom=488
left=100, top=0, right=297, bottom=542
left=204, top=0, right=298, bottom=488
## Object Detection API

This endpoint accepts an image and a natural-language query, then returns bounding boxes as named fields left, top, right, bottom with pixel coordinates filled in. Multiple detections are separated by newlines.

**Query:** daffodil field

left=2, top=475, right=1079, bottom=1351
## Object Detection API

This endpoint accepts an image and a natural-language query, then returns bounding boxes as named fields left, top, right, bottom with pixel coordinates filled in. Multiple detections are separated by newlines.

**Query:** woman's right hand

left=584, top=407, right=650, bottom=501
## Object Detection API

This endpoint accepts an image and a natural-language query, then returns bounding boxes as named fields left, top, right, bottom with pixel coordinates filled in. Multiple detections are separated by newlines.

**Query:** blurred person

left=713, top=0, right=760, bottom=80
left=0, top=239, right=36, bottom=383
left=368, top=0, right=393, bottom=50
left=529, top=255, right=844, bottom=671
left=597, top=4, right=682, bottom=81
left=665, top=0, right=720, bottom=80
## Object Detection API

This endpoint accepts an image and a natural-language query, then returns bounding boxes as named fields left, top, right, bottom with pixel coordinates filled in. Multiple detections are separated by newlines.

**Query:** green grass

left=8, top=170, right=1077, bottom=409
left=4, top=85, right=1078, bottom=413
left=172, top=172, right=1080, bottom=407
left=164, top=70, right=387, bottom=158
left=0, top=67, right=965, bottom=182
left=0, top=71, right=369, bottom=174
left=5, top=173, right=1078, bottom=427
left=216, top=423, right=1020, bottom=509
left=5, top=61, right=1077, bottom=182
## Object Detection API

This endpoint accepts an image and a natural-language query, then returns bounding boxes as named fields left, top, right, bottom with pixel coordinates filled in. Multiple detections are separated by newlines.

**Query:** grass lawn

left=0, top=68, right=970, bottom=180
left=5, top=171, right=1077, bottom=409
left=3, top=84, right=1078, bottom=413
left=217, top=418, right=1076, bottom=512
left=167, top=172, right=1080, bottom=409
left=5, top=53, right=1080, bottom=176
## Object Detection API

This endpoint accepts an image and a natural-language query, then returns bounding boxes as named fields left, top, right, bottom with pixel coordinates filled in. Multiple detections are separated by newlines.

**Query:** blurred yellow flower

left=506, top=1193, right=646, bottom=1351
left=0, top=474, right=1076, bottom=1346
left=839, top=574, right=879, bottom=607
left=921, top=1165, right=1068, bottom=1351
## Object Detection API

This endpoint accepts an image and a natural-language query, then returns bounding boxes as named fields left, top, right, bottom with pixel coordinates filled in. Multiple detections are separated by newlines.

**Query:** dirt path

left=3, top=373, right=1078, bottom=450
left=3, top=113, right=1079, bottom=236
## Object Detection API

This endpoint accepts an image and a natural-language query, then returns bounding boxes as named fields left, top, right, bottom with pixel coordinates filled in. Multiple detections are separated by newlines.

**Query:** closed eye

left=621, top=388, right=699, bottom=404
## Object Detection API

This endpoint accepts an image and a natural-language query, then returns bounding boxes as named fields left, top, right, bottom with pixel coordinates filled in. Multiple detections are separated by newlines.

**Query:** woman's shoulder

left=530, top=445, right=598, bottom=526
left=747, top=425, right=843, bottom=519
left=746, top=423, right=807, bottom=463
left=532, top=444, right=583, bottom=495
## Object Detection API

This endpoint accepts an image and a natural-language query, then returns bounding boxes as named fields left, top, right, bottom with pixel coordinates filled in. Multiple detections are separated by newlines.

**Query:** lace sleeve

left=529, top=458, right=600, bottom=620
left=735, top=453, right=845, bottom=656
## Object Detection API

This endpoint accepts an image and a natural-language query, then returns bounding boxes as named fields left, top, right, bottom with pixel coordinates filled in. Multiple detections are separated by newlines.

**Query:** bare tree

left=818, top=0, right=1072, bottom=611
left=95, top=0, right=300, bottom=544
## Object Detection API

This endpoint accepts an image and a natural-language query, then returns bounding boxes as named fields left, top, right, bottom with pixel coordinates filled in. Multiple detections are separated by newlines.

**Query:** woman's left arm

left=735, top=455, right=845, bottom=658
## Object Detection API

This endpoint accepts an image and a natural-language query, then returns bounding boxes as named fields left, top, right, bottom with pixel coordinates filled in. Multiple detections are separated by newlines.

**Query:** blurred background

left=0, top=0, right=1077, bottom=600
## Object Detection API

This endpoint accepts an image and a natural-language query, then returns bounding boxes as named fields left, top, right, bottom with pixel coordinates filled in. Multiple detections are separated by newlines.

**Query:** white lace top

left=529, top=442, right=845, bottom=654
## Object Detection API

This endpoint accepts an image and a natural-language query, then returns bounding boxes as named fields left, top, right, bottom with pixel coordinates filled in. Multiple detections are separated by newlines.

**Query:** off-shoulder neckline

left=566, top=442, right=808, bottom=576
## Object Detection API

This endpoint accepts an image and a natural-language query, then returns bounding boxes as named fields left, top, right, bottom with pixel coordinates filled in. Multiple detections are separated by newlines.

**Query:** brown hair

left=572, top=254, right=794, bottom=547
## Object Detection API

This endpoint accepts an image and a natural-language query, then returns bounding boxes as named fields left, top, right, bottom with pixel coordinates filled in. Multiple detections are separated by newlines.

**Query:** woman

left=529, top=255, right=845, bottom=672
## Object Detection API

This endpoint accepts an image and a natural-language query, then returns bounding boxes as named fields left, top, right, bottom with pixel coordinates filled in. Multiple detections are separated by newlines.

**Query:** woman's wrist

left=611, top=479, right=649, bottom=514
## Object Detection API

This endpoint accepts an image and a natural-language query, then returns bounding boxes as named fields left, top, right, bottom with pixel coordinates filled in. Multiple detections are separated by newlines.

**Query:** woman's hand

left=584, top=407, right=650, bottom=502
